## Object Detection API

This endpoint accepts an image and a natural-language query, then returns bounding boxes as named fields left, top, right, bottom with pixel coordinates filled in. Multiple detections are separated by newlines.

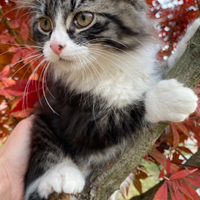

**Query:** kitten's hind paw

left=109, top=173, right=134, bottom=200
left=37, top=162, right=85, bottom=199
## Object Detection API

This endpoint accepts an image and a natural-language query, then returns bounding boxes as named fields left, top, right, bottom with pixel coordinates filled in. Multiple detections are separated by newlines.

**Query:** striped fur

left=20, top=0, right=198, bottom=199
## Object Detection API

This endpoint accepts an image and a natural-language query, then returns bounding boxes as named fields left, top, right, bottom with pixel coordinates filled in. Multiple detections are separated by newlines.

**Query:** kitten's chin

left=47, top=55, right=91, bottom=71
left=45, top=56, right=75, bottom=65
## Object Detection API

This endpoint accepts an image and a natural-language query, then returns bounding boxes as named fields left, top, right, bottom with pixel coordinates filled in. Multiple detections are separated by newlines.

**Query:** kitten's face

left=23, top=0, right=151, bottom=71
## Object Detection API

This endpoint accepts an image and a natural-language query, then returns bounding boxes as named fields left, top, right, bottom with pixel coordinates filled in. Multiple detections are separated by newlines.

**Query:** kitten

left=18, top=0, right=198, bottom=199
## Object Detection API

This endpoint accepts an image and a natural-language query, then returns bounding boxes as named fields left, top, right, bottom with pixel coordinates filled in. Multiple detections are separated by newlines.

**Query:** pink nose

left=50, top=43, right=66, bottom=55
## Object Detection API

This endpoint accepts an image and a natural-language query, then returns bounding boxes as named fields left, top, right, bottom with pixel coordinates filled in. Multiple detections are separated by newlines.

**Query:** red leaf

left=11, top=108, right=32, bottom=118
left=0, top=83, right=13, bottom=99
left=149, top=147, right=167, bottom=168
left=187, top=168, right=200, bottom=176
left=6, top=80, right=43, bottom=96
left=21, top=21, right=29, bottom=40
left=7, top=79, right=44, bottom=112
left=176, top=123, right=190, bottom=137
left=149, top=147, right=178, bottom=172
left=8, top=46, right=20, bottom=53
left=185, top=177, right=200, bottom=188
left=0, top=35, right=12, bottom=43
left=5, top=79, right=29, bottom=96
left=172, top=125, right=180, bottom=149
left=166, top=157, right=171, bottom=176
left=180, top=180, right=200, bottom=200
left=179, top=185, right=193, bottom=199
left=153, top=181, right=168, bottom=200
left=168, top=182, right=177, bottom=200
left=9, top=19, right=20, bottom=29
left=159, top=169, right=165, bottom=179
left=10, top=88, right=43, bottom=113
left=11, top=51, right=21, bottom=65
left=0, top=65, right=10, bottom=79
left=172, top=180, right=180, bottom=192
left=174, top=190, right=187, bottom=200
left=169, top=170, right=191, bottom=180
left=178, top=146, right=193, bottom=154
left=133, top=178, right=142, bottom=194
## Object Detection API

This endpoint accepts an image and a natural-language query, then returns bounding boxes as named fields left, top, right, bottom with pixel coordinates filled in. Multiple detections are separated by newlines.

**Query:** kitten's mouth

left=59, top=58, right=74, bottom=63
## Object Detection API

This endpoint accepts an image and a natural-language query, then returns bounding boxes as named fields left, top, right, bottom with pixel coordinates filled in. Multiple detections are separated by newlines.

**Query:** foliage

left=0, top=0, right=45, bottom=141
left=0, top=0, right=200, bottom=199
left=154, top=164, right=200, bottom=200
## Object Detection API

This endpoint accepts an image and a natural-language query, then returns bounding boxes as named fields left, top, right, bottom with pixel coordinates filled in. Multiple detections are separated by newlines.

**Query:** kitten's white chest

left=92, top=71, right=151, bottom=108
left=52, top=45, right=159, bottom=108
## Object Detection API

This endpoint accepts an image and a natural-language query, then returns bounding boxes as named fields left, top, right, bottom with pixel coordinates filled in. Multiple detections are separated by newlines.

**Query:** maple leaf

left=153, top=181, right=168, bottom=200
left=133, top=168, right=148, bottom=194
left=21, top=21, right=29, bottom=40
left=0, top=65, right=15, bottom=99
left=9, top=19, right=20, bottom=29
left=4, top=79, right=44, bottom=113
left=149, top=146, right=179, bottom=172
left=154, top=164, right=200, bottom=200
left=11, top=50, right=22, bottom=65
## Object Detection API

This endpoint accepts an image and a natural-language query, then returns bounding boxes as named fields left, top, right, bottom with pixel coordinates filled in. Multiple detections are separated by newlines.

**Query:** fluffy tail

left=167, top=18, right=200, bottom=68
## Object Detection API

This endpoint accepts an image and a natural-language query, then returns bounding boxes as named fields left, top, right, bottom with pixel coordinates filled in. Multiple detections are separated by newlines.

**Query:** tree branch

left=49, top=27, right=200, bottom=200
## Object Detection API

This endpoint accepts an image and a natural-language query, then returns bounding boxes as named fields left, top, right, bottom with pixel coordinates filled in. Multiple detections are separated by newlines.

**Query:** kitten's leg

left=145, top=79, right=198, bottom=123
left=37, top=160, right=85, bottom=199
left=25, top=118, right=85, bottom=200
left=25, top=160, right=85, bottom=200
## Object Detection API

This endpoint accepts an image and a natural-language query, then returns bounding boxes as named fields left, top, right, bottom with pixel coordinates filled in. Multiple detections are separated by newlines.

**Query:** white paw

left=145, top=79, right=198, bottom=123
left=38, top=163, right=85, bottom=199
left=109, top=190, right=121, bottom=200
left=109, top=173, right=134, bottom=200
left=119, top=173, right=134, bottom=198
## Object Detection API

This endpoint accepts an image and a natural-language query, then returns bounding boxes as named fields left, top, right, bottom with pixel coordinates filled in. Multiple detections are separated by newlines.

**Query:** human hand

left=0, top=116, right=34, bottom=200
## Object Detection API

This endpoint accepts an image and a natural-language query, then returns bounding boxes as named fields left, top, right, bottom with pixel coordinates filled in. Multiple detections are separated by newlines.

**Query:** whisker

left=36, top=61, right=49, bottom=108
left=22, top=58, right=46, bottom=112
left=88, top=50, right=156, bottom=90
left=20, top=54, right=45, bottom=80
left=0, top=46, right=41, bottom=58
left=10, top=53, right=43, bottom=78
left=89, top=47, right=157, bottom=84
left=1, top=6, right=30, bottom=18
left=0, top=51, right=42, bottom=76
left=42, top=62, right=62, bottom=117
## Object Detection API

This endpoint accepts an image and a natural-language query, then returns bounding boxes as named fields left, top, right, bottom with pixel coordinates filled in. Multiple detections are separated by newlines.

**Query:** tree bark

left=49, top=27, right=200, bottom=200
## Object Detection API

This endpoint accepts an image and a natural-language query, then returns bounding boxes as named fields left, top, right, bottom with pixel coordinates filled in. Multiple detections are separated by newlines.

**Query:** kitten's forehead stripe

left=71, top=0, right=76, bottom=11
left=77, top=0, right=86, bottom=8
left=100, top=13, right=138, bottom=36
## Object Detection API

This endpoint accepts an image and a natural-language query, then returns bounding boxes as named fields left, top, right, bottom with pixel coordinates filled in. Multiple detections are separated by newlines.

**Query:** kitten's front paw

left=145, top=79, right=198, bottom=123
left=38, top=163, right=85, bottom=199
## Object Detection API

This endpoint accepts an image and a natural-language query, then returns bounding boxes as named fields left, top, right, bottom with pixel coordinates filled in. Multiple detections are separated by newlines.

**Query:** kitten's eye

left=40, top=17, right=52, bottom=32
left=74, top=12, right=93, bottom=28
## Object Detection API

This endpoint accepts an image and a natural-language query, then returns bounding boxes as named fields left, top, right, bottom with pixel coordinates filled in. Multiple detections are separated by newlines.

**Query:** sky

left=158, top=0, right=183, bottom=8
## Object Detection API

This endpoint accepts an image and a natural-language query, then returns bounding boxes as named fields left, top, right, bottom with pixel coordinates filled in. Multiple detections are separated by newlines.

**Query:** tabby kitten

left=19, top=0, right=198, bottom=199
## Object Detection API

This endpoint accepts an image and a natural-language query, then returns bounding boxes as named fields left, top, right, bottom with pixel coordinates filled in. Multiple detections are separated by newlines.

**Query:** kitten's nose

left=50, top=43, right=66, bottom=55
